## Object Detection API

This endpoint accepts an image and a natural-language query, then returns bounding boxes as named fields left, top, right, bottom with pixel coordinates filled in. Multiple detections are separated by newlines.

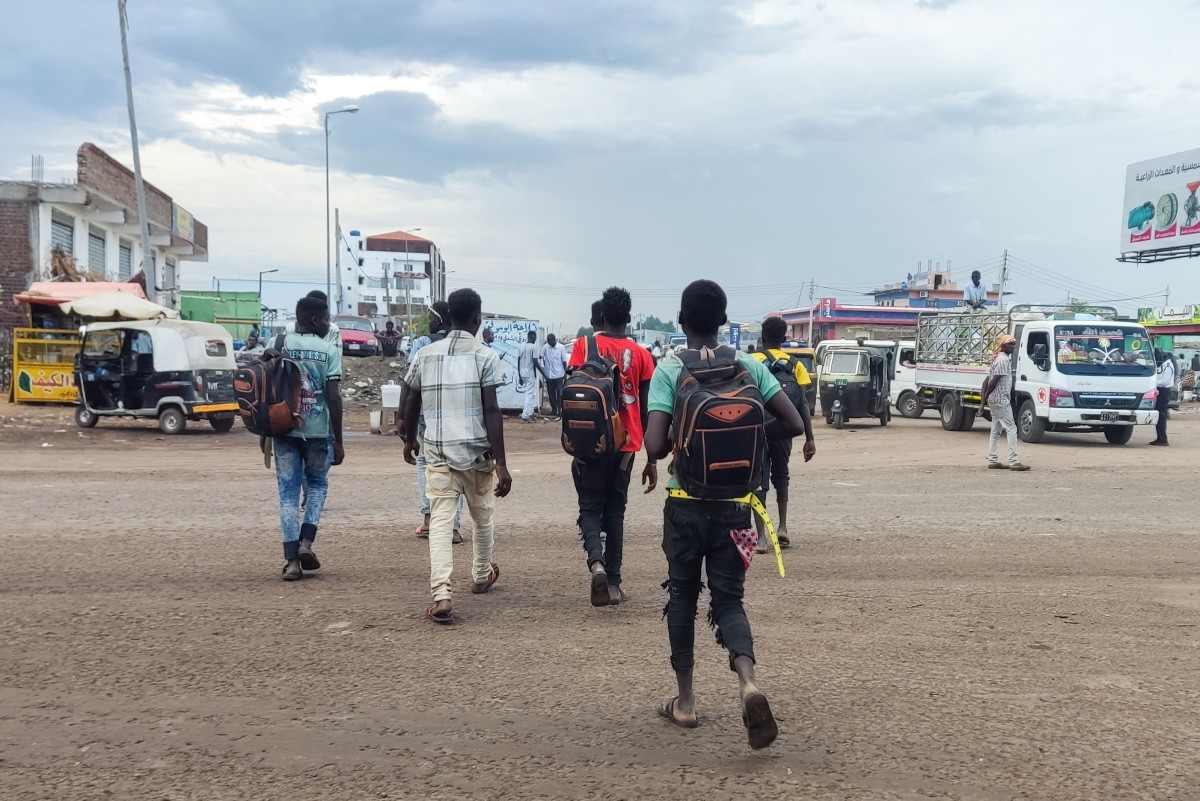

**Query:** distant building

left=0, top=143, right=208, bottom=329
left=338, top=228, right=447, bottom=318
left=872, top=268, right=1000, bottom=309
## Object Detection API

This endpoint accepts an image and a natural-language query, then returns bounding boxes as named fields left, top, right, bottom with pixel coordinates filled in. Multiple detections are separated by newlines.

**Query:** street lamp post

left=259, top=268, right=279, bottom=329
left=399, top=228, right=421, bottom=334
left=324, top=104, right=359, bottom=309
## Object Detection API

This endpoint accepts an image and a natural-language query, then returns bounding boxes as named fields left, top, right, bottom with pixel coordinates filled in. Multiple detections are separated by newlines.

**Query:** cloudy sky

left=3, top=0, right=1198, bottom=329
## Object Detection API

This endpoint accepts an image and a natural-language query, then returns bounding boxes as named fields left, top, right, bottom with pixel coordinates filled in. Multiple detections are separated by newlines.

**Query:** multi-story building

left=871, top=265, right=1000, bottom=309
left=337, top=228, right=447, bottom=319
left=0, top=143, right=208, bottom=329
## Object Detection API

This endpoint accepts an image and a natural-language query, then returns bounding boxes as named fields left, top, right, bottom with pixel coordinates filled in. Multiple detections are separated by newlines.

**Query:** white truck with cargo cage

left=913, top=305, right=1159, bottom=445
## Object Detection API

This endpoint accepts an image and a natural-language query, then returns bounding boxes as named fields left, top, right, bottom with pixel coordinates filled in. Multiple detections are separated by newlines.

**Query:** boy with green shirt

left=644, top=279, right=805, bottom=750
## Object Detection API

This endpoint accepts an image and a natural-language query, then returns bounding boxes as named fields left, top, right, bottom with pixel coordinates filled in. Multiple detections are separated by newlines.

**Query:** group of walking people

left=263, top=280, right=821, bottom=750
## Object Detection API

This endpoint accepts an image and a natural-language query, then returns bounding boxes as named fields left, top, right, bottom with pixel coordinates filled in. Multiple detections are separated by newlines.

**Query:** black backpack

left=762, top=350, right=807, bottom=411
left=671, top=346, right=766, bottom=499
left=234, top=334, right=303, bottom=436
left=560, top=337, right=627, bottom=462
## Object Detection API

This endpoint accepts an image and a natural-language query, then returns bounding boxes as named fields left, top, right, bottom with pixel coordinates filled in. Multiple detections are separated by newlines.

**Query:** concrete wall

left=0, top=197, right=36, bottom=328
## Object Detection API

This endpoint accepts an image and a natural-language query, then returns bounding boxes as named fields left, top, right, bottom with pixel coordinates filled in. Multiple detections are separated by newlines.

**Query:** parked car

left=334, top=315, right=379, bottom=357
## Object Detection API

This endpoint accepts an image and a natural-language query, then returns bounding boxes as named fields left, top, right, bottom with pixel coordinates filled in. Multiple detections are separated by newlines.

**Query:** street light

left=259, top=268, right=279, bottom=328
left=325, top=104, right=359, bottom=309
left=397, top=227, right=421, bottom=332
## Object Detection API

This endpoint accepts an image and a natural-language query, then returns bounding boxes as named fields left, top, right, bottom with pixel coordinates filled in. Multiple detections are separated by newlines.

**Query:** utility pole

left=333, top=207, right=341, bottom=313
left=383, top=261, right=391, bottom=319
left=997, top=249, right=1009, bottom=312
left=806, top=279, right=815, bottom=342
left=117, top=0, right=155, bottom=305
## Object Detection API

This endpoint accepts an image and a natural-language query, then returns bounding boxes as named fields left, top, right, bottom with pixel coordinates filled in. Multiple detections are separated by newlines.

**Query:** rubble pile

left=340, top=355, right=409, bottom=409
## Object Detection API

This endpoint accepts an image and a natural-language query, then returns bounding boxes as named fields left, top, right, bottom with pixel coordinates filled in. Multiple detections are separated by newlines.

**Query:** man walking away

left=964, top=270, right=988, bottom=310
left=518, top=330, right=543, bottom=422
left=275, top=295, right=345, bottom=581
left=751, top=316, right=816, bottom=552
left=541, top=334, right=569, bottom=416
left=406, top=303, right=463, bottom=541
left=1151, top=348, right=1175, bottom=445
left=644, top=279, right=806, bottom=750
left=982, top=334, right=1030, bottom=471
left=402, top=288, right=512, bottom=624
left=567, top=287, right=657, bottom=607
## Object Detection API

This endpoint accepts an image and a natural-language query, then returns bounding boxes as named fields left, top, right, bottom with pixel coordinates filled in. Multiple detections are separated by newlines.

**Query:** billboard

left=482, top=317, right=539, bottom=411
left=1120, top=148, right=1200, bottom=259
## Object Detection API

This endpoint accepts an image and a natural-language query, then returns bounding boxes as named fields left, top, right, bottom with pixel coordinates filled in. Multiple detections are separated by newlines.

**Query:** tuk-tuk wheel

left=833, top=411, right=845, bottom=430
left=159, top=407, right=187, bottom=435
left=75, top=405, right=99, bottom=429
left=209, top=416, right=236, bottom=433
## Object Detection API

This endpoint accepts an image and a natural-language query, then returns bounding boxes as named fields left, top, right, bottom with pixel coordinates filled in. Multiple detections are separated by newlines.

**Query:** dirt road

left=1, top=402, right=1197, bottom=800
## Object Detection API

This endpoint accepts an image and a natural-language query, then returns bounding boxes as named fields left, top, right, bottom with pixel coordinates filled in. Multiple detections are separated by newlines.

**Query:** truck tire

left=1104, top=425, right=1133, bottom=445
left=940, top=395, right=965, bottom=431
left=209, top=416, right=236, bottom=433
left=159, top=406, right=187, bottom=435
left=897, top=391, right=923, bottom=419
left=1017, top=400, right=1046, bottom=443
left=960, top=411, right=976, bottom=430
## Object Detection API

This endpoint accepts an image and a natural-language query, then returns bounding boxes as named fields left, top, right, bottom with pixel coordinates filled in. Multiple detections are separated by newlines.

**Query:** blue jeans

left=275, top=436, right=332, bottom=560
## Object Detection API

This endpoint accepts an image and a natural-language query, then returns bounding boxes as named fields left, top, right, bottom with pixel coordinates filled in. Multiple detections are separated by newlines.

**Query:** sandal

left=657, top=696, right=699, bottom=729
left=452, top=529, right=464, bottom=544
left=741, top=691, right=779, bottom=750
left=471, top=563, right=500, bottom=594
left=426, top=605, right=454, bottom=625
left=416, top=512, right=430, bottom=539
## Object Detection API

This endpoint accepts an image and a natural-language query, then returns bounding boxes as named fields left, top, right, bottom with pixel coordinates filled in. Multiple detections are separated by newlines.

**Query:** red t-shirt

left=568, top=334, right=656, bottom=452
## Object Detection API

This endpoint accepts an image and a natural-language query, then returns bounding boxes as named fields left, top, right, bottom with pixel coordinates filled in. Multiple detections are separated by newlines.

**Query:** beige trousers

left=426, top=461, right=496, bottom=601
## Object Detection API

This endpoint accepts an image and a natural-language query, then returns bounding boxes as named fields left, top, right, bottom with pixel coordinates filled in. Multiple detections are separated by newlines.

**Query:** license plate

left=349, top=343, right=360, bottom=351
left=835, top=379, right=848, bottom=386
left=1100, top=411, right=1119, bottom=422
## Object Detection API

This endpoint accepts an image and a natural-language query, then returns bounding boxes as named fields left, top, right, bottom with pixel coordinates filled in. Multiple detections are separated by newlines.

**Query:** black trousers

left=662, top=497, right=755, bottom=672
left=1155, top=389, right=1170, bottom=442
left=572, top=451, right=635, bottom=586
left=546, top=377, right=565, bottom=415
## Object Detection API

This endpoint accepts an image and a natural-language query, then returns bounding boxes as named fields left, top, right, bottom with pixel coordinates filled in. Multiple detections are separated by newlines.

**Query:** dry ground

left=0, top=401, right=1197, bottom=800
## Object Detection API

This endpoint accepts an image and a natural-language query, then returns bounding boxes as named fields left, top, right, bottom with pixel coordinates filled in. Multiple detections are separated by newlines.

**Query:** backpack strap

left=586, top=335, right=600, bottom=364
left=274, top=333, right=286, bottom=353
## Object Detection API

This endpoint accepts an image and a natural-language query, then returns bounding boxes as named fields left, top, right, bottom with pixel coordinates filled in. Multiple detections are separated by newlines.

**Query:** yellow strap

left=665, top=488, right=785, bottom=578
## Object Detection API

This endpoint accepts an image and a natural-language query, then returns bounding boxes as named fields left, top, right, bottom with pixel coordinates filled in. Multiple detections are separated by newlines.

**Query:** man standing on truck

left=1151, top=348, right=1175, bottom=446
left=963, top=271, right=988, bottom=311
left=981, top=335, right=1030, bottom=472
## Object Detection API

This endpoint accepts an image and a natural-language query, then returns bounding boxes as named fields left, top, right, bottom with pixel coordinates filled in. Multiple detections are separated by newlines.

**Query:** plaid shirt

left=987, top=351, right=1013, bottom=407
left=403, top=330, right=502, bottom=470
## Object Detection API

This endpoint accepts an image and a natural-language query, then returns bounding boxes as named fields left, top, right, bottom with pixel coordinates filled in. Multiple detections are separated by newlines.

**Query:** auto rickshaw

left=778, top=340, right=817, bottom=414
left=74, top=320, right=239, bottom=434
left=818, top=344, right=892, bottom=428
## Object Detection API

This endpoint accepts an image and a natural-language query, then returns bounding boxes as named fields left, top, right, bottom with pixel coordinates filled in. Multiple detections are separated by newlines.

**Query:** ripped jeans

left=661, top=497, right=756, bottom=672
left=274, top=436, right=332, bottom=561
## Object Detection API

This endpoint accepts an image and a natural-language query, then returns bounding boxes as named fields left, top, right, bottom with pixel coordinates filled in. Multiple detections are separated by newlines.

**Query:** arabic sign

left=729, top=322, right=741, bottom=351
left=172, top=204, right=194, bottom=242
left=482, top=318, right=539, bottom=411
left=15, top=367, right=76, bottom=402
left=1121, top=148, right=1200, bottom=255
left=1139, top=304, right=1200, bottom=326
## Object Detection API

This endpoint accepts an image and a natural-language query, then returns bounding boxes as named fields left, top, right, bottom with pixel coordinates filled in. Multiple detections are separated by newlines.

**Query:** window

left=826, top=352, right=865, bottom=374
left=118, top=239, right=133, bottom=279
left=83, top=330, right=122, bottom=358
left=88, top=226, right=106, bottom=273
left=164, top=257, right=177, bottom=290
left=50, top=209, right=74, bottom=254
left=1053, top=325, right=1154, bottom=376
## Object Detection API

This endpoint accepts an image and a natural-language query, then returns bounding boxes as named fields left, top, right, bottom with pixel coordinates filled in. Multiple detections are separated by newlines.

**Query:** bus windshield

left=1054, top=325, right=1155, bottom=376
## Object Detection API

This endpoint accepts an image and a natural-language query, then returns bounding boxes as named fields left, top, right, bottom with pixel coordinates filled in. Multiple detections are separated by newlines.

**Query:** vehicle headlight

left=1139, top=390, right=1157, bottom=409
left=368, top=338, right=379, bottom=348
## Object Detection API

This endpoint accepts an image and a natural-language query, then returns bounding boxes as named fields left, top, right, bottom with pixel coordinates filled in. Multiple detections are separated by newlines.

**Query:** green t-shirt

left=280, top=332, right=343, bottom=439
left=647, top=349, right=782, bottom=489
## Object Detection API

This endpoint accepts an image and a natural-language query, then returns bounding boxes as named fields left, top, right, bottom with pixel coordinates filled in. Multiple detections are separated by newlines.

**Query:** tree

left=576, top=326, right=594, bottom=338
left=642, top=315, right=676, bottom=333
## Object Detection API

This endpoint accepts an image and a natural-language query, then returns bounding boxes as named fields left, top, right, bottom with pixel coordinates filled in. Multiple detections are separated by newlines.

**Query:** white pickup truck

left=914, top=306, right=1159, bottom=444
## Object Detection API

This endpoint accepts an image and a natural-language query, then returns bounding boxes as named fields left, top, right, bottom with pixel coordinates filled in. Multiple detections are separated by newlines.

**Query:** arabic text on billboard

left=1121, top=148, right=1200, bottom=255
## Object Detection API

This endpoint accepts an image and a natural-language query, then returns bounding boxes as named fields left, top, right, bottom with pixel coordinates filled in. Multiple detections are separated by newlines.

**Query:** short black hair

left=447, top=289, right=481, bottom=326
left=679, top=279, right=727, bottom=336
left=761, top=316, right=788, bottom=344
left=590, top=300, right=604, bottom=328
left=306, top=290, right=328, bottom=302
left=429, top=300, right=451, bottom=330
left=527, top=330, right=537, bottom=342
left=296, top=296, right=328, bottom=328
left=601, top=286, right=632, bottom=327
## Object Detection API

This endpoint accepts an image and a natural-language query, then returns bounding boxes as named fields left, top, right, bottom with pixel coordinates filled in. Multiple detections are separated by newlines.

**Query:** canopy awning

left=58, top=291, right=179, bottom=320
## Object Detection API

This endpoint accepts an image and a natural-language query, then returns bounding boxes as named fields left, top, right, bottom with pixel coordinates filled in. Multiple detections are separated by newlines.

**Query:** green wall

left=181, top=291, right=261, bottom=338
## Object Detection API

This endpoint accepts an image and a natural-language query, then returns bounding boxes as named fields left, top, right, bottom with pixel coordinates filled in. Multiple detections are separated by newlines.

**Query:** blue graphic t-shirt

left=280, top=332, right=342, bottom=439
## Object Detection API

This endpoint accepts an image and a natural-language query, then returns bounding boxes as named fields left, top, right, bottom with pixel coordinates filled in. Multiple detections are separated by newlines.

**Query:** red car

left=334, top=315, right=379, bottom=357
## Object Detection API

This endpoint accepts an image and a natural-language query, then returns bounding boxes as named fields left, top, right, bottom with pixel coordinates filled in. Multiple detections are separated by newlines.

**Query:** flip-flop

left=471, top=563, right=500, bottom=594
left=452, top=529, right=464, bottom=544
left=741, top=691, right=779, bottom=750
left=426, top=606, right=454, bottom=625
left=416, top=525, right=429, bottom=539
left=657, top=696, right=699, bottom=729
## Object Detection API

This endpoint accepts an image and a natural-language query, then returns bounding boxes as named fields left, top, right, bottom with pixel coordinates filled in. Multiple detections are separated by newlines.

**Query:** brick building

left=0, top=143, right=208, bottom=330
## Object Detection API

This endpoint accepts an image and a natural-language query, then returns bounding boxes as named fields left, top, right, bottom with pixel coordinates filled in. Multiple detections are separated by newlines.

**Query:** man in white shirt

left=980, top=335, right=1030, bottom=471
left=540, top=333, right=569, bottom=416
left=963, top=271, right=988, bottom=310
left=517, top=330, right=543, bottom=422
left=1151, top=348, right=1175, bottom=445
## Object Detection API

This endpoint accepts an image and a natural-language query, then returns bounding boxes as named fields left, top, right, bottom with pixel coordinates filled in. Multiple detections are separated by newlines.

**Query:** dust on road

left=1, top=402, right=1197, bottom=800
